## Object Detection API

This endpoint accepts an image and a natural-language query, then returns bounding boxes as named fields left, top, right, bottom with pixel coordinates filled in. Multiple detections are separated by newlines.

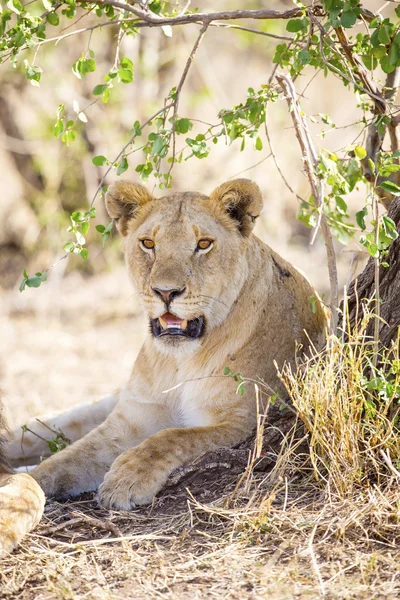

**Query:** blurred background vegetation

left=1, top=0, right=378, bottom=292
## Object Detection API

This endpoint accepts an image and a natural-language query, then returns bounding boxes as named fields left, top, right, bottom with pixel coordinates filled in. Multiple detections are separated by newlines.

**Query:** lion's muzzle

left=150, top=313, right=205, bottom=340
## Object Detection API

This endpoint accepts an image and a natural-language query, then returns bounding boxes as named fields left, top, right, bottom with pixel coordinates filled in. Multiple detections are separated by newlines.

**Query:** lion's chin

left=150, top=314, right=206, bottom=341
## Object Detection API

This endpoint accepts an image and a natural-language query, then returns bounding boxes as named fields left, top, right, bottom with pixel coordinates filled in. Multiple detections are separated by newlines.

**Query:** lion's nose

left=152, top=286, right=186, bottom=304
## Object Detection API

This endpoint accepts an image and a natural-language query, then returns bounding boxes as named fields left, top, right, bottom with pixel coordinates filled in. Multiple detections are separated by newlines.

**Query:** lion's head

left=105, top=179, right=263, bottom=351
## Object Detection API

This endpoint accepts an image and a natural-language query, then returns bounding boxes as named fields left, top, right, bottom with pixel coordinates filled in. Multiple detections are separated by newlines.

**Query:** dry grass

left=3, top=290, right=400, bottom=599
left=280, top=310, right=400, bottom=500
left=3, top=456, right=400, bottom=599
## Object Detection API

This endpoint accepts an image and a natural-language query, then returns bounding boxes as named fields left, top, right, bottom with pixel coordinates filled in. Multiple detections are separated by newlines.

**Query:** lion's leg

left=0, top=470, right=45, bottom=554
left=31, top=400, right=171, bottom=499
left=9, top=393, right=118, bottom=467
left=98, top=421, right=248, bottom=510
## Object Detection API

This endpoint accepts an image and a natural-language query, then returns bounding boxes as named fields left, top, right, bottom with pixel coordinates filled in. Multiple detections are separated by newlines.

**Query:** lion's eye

left=141, top=239, right=155, bottom=250
left=197, top=239, right=213, bottom=251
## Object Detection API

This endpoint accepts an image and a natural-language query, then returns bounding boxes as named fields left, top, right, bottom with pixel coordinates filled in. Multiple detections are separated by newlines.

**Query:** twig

left=309, top=14, right=389, bottom=110
left=40, top=517, right=84, bottom=536
left=264, top=111, right=304, bottom=203
left=380, top=449, right=400, bottom=479
left=89, top=102, right=173, bottom=208
left=69, top=511, right=122, bottom=537
left=276, top=73, right=339, bottom=335
left=167, top=23, right=208, bottom=182
left=210, top=22, right=294, bottom=41
left=40, top=513, right=122, bottom=537
left=308, top=521, right=326, bottom=596
left=335, top=26, right=387, bottom=114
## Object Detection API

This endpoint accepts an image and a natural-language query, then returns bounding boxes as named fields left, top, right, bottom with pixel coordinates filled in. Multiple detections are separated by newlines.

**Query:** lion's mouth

left=150, top=312, right=205, bottom=339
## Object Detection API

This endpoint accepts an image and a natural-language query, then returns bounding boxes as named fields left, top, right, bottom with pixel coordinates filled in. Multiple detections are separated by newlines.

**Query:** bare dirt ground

left=2, top=251, right=398, bottom=600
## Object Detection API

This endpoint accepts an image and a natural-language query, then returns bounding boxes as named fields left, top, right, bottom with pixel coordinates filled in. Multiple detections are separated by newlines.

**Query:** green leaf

left=117, top=156, right=128, bottom=176
left=102, top=231, right=110, bottom=246
left=340, top=10, right=357, bottom=28
left=48, top=440, right=58, bottom=453
left=96, top=224, right=106, bottom=233
left=119, top=69, right=133, bottom=83
left=149, top=0, right=161, bottom=13
left=47, top=12, right=59, bottom=26
left=378, top=24, right=391, bottom=45
left=54, top=120, right=64, bottom=137
left=388, top=42, right=400, bottom=66
left=71, top=211, right=85, bottom=222
left=63, top=242, right=75, bottom=252
left=255, top=136, right=263, bottom=151
left=92, top=155, right=107, bottom=166
left=175, top=118, right=192, bottom=134
left=382, top=215, right=399, bottom=239
left=81, top=221, right=89, bottom=236
left=7, top=0, right=24, bottom=15
left=286, top=19, right=306, bottom=33
left=380, top=55, right=396, bottom=74
left=120, top=57, right=133, bottom=70
left=223, top=366, right=231, bottom=375
left=92, top=84, right=107, bottom=96
left=354, top=145, right=367, bottom=159
left=80, top=248, right=89, bottom=259
left=356, top=207, right=368, bottom=230
left=335, top=196, right=348, bottom=215
left=26, top=276, right=42, bottom=288
left=298, top=49, right=311, bottom=64
left=380, top=180, right=400, bottom=195
left=368, top=159, right=376, bottom=174
left=24, top=63, right=42, bottom=87
left=102, top=87, right=111, bottom=103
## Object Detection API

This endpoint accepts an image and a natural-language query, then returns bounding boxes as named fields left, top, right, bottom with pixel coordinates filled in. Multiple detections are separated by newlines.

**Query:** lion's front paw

left=32, top=455, right=99, bottom=499
left=31, top=460, right=67, bottom=498
left=97, top=450, right=167, bottom=510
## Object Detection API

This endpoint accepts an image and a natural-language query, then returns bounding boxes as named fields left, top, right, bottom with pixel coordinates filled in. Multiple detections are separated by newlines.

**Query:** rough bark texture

left=165, top=410, right=302, bottom=491
left=347, top=197, right=400, bottom=350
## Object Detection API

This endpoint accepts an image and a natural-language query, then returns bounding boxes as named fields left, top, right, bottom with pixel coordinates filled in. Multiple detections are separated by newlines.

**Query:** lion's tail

left=0, top=471, right=45, bottom=554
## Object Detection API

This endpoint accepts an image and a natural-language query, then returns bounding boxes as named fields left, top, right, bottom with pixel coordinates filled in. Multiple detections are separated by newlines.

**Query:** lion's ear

left=105, top=181, right=154, bottom=236
left=208, top=179, right=263, bottom=237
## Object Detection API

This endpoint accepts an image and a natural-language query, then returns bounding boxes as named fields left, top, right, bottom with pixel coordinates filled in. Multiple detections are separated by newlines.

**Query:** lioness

left=0, top=402, right=44, bottom=553
left=21, top=179, right=325, bottom=510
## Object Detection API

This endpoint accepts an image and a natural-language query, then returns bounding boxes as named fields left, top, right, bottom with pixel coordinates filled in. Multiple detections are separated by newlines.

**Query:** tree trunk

left=346, top=197, right=400, bottom=350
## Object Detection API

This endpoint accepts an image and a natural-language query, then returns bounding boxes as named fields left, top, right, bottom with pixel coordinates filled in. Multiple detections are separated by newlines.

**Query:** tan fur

left=30, top=179, right=327, bottom=510
left=0, top=472, right=45, bottom=554
left=9, top=394, right=119, bottom=466
left=0, top=404, right=45, bottom=554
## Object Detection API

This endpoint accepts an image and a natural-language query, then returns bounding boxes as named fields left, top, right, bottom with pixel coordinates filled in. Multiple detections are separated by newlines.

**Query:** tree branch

left=276, top=73, right=339, bottom=334
left=335, top=26, right=387, bottom=114
left=361, top=69, right=400, bottom=207
left=73, top=2, right=322, bottom=26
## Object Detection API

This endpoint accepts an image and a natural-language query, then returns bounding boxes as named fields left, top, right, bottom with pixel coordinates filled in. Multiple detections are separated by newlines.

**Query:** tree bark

left=346, top=197, right=400, bottom=350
